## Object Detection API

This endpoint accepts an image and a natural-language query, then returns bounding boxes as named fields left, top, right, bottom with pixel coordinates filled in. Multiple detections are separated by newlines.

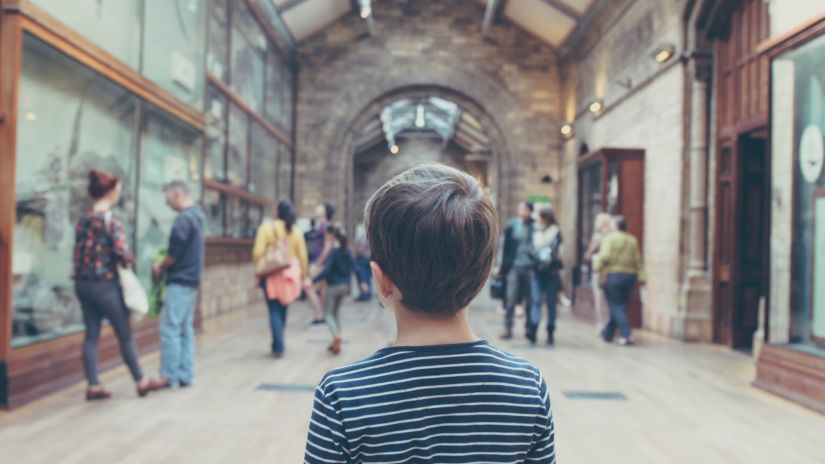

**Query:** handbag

left=255, top=223, right=291, bottom=277
left=119, top=266, right=149, bottom=319
left=490, top=274, right=506, bottom=300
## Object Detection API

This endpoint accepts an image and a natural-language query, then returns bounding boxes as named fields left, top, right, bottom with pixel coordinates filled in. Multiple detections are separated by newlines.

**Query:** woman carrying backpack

left=528, top=207, right=563, bottom=345
left=312, top=224, right=354, bottom=355
left=253, top=200, right=308, bottom=358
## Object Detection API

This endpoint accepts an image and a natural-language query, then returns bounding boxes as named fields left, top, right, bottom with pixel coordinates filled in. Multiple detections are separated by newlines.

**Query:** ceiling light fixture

left=415, top=104, right=426, bottom=128
left=359, top=0, right=371, bottom=19
left=390, top=144, right=399, bottom=154
left=652, top=43, right=676, bottom=63
left=25, top=111, right=37, bottom=121
left=588, top=100, right=603, bottom=115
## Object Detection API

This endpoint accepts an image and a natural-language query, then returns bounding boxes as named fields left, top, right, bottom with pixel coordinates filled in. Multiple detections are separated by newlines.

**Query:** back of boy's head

left=365, top=163, right=499, bottom=316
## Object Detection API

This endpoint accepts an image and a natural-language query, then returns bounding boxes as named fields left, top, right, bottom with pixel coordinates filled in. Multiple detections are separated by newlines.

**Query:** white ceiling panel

left=282, top=0, right=351, bottom=42
left=505, top=0, right=577, bottom=46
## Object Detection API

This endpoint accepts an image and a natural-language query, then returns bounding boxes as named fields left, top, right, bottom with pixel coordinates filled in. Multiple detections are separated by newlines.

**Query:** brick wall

left=295, top=0, right=562, bottom=226
left=559, top=0, right=689, bottom=335
left=201, top=244, right=262, bottom=321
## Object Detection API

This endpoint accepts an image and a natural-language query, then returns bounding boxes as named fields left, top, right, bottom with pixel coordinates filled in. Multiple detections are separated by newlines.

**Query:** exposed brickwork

left=295, top=0, right=562, bottom=225
left=201, top=245, right=262, bottom=321
left=559, top=0, right=690, bottom=336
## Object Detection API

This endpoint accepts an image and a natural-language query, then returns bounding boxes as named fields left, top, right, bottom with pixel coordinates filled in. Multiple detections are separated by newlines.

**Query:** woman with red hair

left=73, top=169, right=159, bottom=400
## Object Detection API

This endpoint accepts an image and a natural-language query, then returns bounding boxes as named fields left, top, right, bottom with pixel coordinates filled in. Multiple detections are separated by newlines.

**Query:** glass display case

left=574, top=148, right=645, bottom=328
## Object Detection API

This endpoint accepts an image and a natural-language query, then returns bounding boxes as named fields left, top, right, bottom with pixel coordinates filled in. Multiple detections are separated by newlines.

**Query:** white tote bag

left=119, top=266, right=149, bottom=319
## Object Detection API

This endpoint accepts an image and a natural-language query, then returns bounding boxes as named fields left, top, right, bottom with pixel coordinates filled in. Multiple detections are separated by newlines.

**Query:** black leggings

left=75, top=280, right=143, bottom=385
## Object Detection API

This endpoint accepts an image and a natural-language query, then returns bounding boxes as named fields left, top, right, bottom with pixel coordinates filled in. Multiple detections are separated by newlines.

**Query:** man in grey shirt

left=153, top=180, right=206, bottom=389
left=498, top=201, right=535, bottom=340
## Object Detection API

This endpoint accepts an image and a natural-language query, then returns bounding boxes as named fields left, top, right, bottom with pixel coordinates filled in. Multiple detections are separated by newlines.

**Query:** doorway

left=713, top=130, right=770, bottom=349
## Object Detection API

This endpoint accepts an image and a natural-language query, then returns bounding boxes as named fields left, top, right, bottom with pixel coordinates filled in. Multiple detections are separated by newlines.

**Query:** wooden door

left=713, top=134, right=769, bottom=348
left=713, top=141, right=738, bottom=346
left=734, top=134, right=768, bottom=349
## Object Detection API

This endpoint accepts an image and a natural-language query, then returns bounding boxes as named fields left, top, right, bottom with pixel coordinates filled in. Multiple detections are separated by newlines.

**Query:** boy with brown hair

left=304, top=164, right=556, bottom=464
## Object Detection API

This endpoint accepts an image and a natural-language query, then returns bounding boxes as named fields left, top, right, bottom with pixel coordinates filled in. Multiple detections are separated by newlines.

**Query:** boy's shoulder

left=317, top=341, right=545, bottom=395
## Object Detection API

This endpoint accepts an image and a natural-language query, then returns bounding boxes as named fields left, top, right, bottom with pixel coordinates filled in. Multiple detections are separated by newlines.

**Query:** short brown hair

left=365, top=164, right=499, bottom=315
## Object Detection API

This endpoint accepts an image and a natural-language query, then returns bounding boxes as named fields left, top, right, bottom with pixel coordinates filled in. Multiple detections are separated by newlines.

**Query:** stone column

left=677, top=56, right=713, bottom=342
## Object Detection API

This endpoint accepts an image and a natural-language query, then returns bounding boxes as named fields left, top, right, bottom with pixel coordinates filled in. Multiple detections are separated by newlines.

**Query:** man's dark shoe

left=526, top=327, right=537, bottom=344
left=500, top=330, right=513, bottom=340
left=547, top=329, right=555, bottom=346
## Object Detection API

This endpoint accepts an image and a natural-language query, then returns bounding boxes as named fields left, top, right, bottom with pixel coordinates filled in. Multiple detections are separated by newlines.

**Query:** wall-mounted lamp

left=25, top=111, right=37, bottom=121
left=389, top=144, right=399, bottom=154
left=652, top=43, right=676, bottom=63
left=560, top=122, right=574, bottom=139
left=588, top=100, right=603, bottom=115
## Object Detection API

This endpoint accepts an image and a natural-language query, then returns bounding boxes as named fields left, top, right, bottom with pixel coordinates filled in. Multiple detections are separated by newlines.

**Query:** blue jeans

left=354, top=256, right=372, bottom=300
left=265, top=295, right=288, bottom=354
left=603, top=273, right=638, bottom=341
left=529, top=271, right=561, bottom=333
left=160, top=284, right=199, bottom=386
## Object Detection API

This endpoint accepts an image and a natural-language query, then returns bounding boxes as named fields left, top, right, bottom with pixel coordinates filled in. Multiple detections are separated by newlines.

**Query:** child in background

left=312, top=224, right=354, bottom=354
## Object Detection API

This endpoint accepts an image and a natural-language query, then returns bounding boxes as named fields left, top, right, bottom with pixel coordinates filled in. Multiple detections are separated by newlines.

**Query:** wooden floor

left=2, top=294, right=825, bottom=464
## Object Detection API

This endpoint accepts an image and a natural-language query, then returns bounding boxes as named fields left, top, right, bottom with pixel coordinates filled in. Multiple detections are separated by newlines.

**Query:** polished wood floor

left=2, top=294, right=824, bottom=464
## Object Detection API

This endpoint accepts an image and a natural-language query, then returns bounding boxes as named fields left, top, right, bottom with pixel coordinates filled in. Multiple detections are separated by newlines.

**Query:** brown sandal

left=86, top=388, right=112, bottom=401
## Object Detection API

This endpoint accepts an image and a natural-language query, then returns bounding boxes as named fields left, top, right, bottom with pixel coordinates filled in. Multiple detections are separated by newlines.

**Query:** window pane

left=227, top=104, right=249, bottom=188
left=226, top=197, right=247, bottom=238
left=135, top=107, right=202, bottom=287
left=205, top=86, right=228, bottom=181
left=246, top=203, right=263, bottom=239
left=13, top=35, right=138, bottom=346
left=203, top=189, right=225, bottom=237
left=30, top=0, right=142, bottom=69
left=207, top=0, right=230, bottom=81
left=230, top=1, right=266, bottom=113
left=249, top=122, right=278, bottom=200
left=265, top=46, right=291, bottom=133
left=142, top=0, right=206, bottom=108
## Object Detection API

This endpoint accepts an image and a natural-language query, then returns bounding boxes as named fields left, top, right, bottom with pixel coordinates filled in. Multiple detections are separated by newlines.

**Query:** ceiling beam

left=540, top=0, right=581, bottom=20
left=259, top=0, right=297, bottom=56
left=277, top=0, right=310, bottom=13
left=481, top=0, right=498, bottom=36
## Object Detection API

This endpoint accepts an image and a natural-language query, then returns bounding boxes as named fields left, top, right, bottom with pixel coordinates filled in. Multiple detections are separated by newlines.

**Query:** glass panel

left=265, top=45, right=292, bottom=133
left=142, top=0, right=206, bottom=108
left=227, top=104, right=249, bottom=188
left=226, top=197, right=246, bottom=238
left=779, top=33, right=825, bottom=348
left=230, top=1, right=266, bottom=113
left=204, top=85, right=228, bottom=181
left=30, top=0, right=142, bottom=68
left=245, top=203, right=263, bottom=239
left=207, top=0, right=230, bottom=81
left=203, top=189, right=225, bottom=237
left=249, top=122, right=278, bottom=200
left=607, top=159, right=619, bottom=214
left=13, top=35, right=138, bottom=346
left=577, top=163, right=602, bottom=285
left=135, top=107, right=202, bottom=288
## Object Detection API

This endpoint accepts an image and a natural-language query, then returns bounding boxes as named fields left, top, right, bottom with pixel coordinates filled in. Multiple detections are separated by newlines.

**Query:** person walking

left=73, top=169, right=159, bottom=400
left=498, top=201, right=535, bottom=340
left=312, top=224, right=354, bottom=354
left=152, top=181, right=206, bottom=389
left=593, top=215, right=646, bottom=346
left=585, top=213, right=613, bottom=335
left=253, top=200, right=308, bottom=358
left=353, top=230, right=372, bottom=301
left=528, top=207, right=564, bottom=345
left=304, top=203, right=335, bottom=324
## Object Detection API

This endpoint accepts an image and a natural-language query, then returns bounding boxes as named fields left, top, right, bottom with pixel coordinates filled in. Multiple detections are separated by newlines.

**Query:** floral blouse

left=73, top=211, right=134, bottom=281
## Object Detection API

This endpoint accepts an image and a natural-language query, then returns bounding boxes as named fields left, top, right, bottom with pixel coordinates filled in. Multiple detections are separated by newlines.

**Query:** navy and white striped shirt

left=305, top=340, right=556, bottom=463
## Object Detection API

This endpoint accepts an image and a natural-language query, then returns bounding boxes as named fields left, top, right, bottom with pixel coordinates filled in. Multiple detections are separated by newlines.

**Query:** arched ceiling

left=262, top=0, right=598, bottom=51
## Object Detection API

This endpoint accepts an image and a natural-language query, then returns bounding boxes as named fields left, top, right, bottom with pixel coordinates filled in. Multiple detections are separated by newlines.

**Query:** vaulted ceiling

left=264, top=0, right=597, bottom=50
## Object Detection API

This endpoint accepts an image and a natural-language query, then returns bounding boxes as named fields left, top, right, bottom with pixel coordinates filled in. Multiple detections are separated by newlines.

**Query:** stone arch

left=304, top=62, right=535, bottom=230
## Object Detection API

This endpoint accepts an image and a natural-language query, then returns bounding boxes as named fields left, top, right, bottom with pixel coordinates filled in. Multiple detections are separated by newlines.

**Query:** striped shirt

left=304, top=340, right=556, bottom=464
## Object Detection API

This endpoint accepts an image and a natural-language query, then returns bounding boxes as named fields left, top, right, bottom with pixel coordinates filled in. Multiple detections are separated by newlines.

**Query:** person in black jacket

left=498, top=201, right=535, bottom=339
left=313, top=224, right=354, bottom=355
